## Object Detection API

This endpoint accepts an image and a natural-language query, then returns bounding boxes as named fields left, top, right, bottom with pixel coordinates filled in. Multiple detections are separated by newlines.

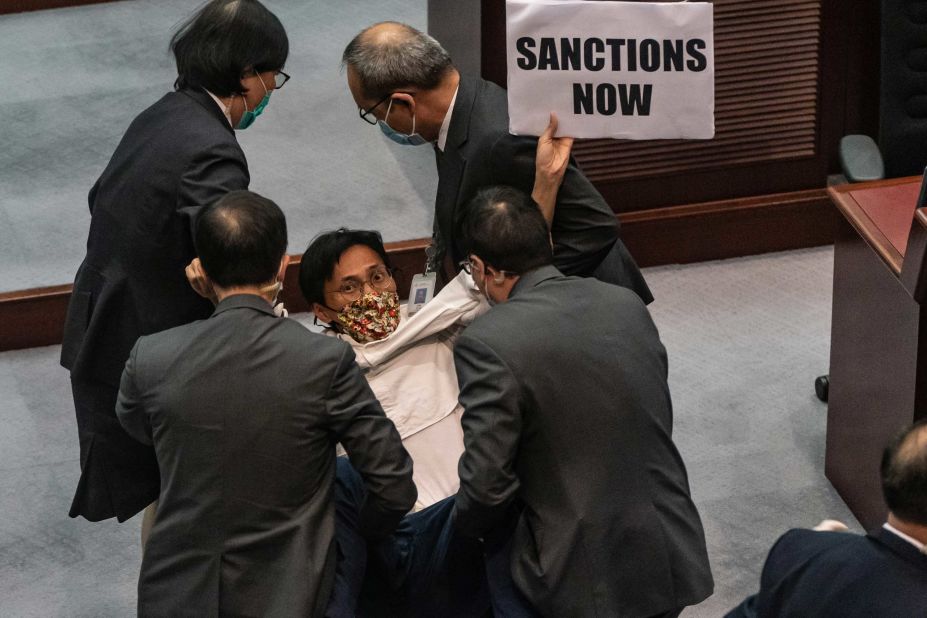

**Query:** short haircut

left=881, top=420, right=927, bottom=525
left=299, top=229, right=391, bottom=307
left=342, top=21, right=453, bottom=100
left=170, top=0, right=288, bottom=96
left=195, top=190, right=288, bottom=288
left=459, top=186, right=553, bottom=274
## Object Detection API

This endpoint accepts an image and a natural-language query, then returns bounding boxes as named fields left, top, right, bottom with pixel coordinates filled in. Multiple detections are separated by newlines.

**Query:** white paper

left=506, top=0, right=715, bottom=140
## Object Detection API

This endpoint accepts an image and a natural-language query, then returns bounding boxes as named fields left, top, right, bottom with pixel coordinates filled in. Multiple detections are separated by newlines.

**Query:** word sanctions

left=515, top=36, right=708, bottom=116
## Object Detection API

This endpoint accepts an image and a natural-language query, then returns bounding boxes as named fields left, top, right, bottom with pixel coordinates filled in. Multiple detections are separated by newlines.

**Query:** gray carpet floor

left=1, top=0, right=437, bottom=293
left=0, top=245, right=858, bottom=617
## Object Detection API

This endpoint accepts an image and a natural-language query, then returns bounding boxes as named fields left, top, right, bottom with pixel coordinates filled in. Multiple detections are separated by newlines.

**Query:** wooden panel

left=477, top=0, right=878, bottom=211
left=621, top=188, right=834, bottom=266
left=0, top=239, right=430, bottom=353
left=0, top=192, right=836, bottom=352
left=826, top=215, right=926, bottom=529
left=901, top=209, right=927, bottom=303
left=573, top=0, right=823, bottom=184
left=0, top=0, right=116, bottom=14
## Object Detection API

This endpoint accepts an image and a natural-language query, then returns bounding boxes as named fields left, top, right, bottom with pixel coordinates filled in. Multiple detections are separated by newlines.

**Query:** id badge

left=408, top=272, right=437, bottom=315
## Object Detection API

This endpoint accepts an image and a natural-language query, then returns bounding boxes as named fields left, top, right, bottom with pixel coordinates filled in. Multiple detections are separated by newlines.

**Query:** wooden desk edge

left=827, top=180, right=912, bottom=275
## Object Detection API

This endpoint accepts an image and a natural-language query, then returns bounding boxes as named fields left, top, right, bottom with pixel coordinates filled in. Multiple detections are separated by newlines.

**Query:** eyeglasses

left=358, top=93, right=392, bottom=125
left=273, top=70, right=291, bottom=89
left=328, top=266, right=394, bottom=301
left=458, top=259, right=474, bottom=274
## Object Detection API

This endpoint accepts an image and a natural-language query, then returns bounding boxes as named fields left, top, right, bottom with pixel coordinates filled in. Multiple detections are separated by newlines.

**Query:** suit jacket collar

left=211, top=294, right=277, bottom=318
left=869, top=525, right=927, bottom=570
left=444, top=75, right=479, bottom=153
left=179, top=88, right=236, bottom=136
left=509, top=265, right=564, bottom=299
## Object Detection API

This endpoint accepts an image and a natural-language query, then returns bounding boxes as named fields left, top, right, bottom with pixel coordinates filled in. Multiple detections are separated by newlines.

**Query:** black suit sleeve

left=176, top=142, right=250, bottom=239
left=486, top=133, right=619, bottom=276
left=325, top=345, right=416, bottom=539
left=453, top=332, right=523, bottom=538
left=115, top=340, right=152, bottom=446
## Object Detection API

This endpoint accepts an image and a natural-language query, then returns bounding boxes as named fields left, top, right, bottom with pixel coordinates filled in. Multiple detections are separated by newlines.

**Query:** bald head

left=342, top=21, right=453, bottom=100
left=882, top=420, right=927, bottom=526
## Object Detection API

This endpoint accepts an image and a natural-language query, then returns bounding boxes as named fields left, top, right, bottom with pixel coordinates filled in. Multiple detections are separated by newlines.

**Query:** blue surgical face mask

left=378, top=99, right=428, bottom=146
left=236, top=76, right=270, bottom=130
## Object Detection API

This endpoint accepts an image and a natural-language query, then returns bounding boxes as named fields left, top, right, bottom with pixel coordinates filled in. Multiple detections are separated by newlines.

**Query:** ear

left=390, top=91, right=416, bottom=114
left=486, top=265, right=506, bottom=285
left=276, top=255, right=289, bottom=282
left=312, top=302, right=337, bottom=324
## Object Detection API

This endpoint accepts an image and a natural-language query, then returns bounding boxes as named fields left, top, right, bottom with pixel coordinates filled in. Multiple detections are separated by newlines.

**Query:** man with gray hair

left=342, top=21, right=652, bottom=303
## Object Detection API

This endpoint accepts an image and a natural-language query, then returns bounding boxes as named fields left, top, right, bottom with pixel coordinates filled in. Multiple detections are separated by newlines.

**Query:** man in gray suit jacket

left=342, top=22, right=651, bottom=303
left=116, top=191, right=416, bottom=617
left=453, top=186, right=712, bottom=617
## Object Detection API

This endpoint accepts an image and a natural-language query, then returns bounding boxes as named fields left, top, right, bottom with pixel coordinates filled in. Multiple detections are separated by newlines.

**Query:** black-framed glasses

left=274, top=70, right=291, bottom=89
left=458, top=259, right=473, bottom=274
left=358, top=93, right=392, bottom=125
left=328, top=266, right=394, bottom=302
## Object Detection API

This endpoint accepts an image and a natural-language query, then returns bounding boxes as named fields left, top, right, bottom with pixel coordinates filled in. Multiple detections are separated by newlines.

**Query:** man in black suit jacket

left=61, top=0, right=291, bottom=522
left=451, top=186, right=712, bottom=617
left=117, top=191, right=416, bottom=616
left=342, top=22, right=652, bottom=304
left=727, top=420, right=927, bottom=618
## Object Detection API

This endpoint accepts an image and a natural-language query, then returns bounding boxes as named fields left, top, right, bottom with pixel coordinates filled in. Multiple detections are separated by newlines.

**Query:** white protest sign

left=506, top=0, right=714, bottom=139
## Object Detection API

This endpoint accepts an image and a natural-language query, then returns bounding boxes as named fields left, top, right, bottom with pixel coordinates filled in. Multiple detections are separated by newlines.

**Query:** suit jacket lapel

left=870, top=526, right=927, bottom=570
left=435, top=76, right=478, bottom=264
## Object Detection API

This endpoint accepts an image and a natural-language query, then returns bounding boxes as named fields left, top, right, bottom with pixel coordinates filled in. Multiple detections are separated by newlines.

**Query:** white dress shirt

left=331, top=270, right=488, bottom=510
left=883, top=522, right=927, bottom=553
left=436, top=86, right=459, bottom=152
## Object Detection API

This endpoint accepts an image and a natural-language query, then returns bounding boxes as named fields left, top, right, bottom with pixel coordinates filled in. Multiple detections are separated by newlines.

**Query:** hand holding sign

left=506, top=0, right=714, bottom=140
left=532, top=112, right=574, bottom=226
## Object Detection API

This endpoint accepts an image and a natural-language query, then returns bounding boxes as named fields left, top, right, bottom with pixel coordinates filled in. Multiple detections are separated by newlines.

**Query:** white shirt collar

left=883, top=522, right=927, bottom=553
left=436, top=85, right=459, bottom=152
left=205, top=89, right=233, bottom=128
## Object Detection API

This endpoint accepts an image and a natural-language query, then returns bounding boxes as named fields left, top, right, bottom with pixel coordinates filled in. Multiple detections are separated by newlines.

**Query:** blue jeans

left=330, top=458, right=491, bottom=618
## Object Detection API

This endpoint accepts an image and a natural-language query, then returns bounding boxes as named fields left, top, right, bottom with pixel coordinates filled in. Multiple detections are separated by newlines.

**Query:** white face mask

left=259, top=280, right=283, bottom=305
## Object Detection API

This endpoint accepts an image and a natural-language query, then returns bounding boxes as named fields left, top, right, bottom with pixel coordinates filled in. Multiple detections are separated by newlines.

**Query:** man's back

left=728, top=528, right=927, bottom=618
left=118, top=294, right=415, bottom=617
left=454, top=266, right=712, bottom=617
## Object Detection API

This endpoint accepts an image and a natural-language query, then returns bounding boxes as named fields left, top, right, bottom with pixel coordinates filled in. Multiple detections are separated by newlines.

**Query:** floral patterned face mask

left=336, top=290, right=401, bottom=343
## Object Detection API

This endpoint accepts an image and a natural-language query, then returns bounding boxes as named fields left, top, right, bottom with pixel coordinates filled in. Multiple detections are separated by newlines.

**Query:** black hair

left=458, top=185, right=553, bottom=274
left=194, top=190, right=288, bottom=288
left=881, top=419, right=927, bottom=526
left=170, top=0, right=288, bottom=96
left=299, top=229, right=391, bottom=307
left=342, top=21, right=453, bottom=100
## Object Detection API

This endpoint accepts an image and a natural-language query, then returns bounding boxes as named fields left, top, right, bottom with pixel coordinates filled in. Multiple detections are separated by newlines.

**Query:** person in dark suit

left=116, top=190, right=416, bottom=617
left=727, top=420, right=927, bottom=618
left=342, top=21, right=652, bottom=304
left=451, top=186, right=712, bottom=617
left=60, top=0, right=291, bottom=524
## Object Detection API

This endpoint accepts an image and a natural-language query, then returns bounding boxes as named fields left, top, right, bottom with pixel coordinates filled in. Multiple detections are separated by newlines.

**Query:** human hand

left=185, top=258, right=218, bottom=305
left=812, top=519, right=849, bottom=532
left=535, top=112, right=574, bottom=189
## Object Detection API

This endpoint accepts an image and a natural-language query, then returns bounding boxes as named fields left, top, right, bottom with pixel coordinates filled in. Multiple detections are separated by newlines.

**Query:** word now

left=573, top=83, right=653, bottom=116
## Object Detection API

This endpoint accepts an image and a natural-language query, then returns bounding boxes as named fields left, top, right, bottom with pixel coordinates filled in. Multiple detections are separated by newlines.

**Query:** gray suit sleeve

left=453, top=332, right=523, bottom=538
left=325, top=345, right=416, bottom=538
left=115, top=340, right=152, bottom=445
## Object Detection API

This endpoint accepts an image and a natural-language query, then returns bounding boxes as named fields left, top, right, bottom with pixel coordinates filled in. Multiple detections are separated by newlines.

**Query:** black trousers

left=68, top=375, right=159, bottom=522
